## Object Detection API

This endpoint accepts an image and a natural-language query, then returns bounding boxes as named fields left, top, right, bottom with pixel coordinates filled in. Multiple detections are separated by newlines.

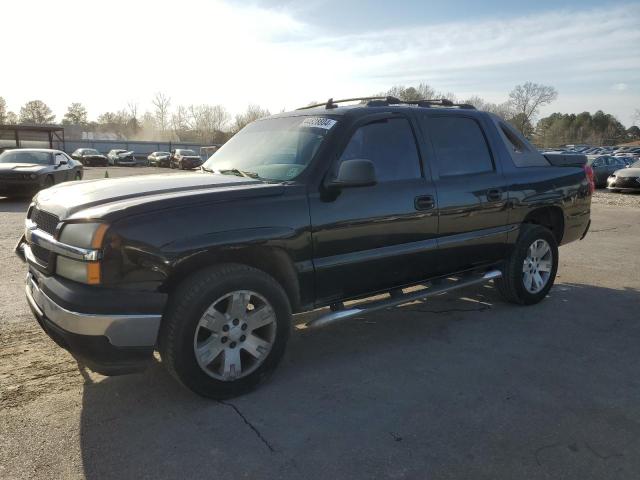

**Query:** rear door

left=418, top=112, right=509, bottom=274
left=309, top=113, right=439, bottom=304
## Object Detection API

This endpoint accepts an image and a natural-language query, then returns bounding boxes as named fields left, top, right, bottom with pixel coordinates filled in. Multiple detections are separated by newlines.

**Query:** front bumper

left=0, top=178, right=41, bottom=194
left=607, top=176, right=640, bottom=191
left=20, top=246, right=167, bottom=375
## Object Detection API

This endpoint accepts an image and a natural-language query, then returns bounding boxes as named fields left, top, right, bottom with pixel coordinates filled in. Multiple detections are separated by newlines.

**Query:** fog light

left=56, top=257, right=101, bottom=284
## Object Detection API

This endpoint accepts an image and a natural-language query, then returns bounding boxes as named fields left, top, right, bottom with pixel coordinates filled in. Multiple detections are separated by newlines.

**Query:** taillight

left=583, top=164, right=595, bottom=194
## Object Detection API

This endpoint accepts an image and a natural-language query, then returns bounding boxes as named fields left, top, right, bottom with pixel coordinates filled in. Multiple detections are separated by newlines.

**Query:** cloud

left=612, top=83, right=629, bottom=91
left=2, top=1, right=639, bottom=125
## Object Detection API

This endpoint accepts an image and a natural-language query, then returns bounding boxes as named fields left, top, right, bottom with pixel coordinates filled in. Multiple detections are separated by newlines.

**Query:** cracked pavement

left=1, top=176, right=639, bottom=479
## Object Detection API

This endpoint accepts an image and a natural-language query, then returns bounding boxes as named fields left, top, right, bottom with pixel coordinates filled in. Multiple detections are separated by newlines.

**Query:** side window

left=592, top=158, right=605, bottom=167
left=500, top=123, right=529, bottom=153
left=426, top=116, right=494, bottom=176
left=54, top=153, right=67, bottom=165
left=338, top=117, right=421, bottom=182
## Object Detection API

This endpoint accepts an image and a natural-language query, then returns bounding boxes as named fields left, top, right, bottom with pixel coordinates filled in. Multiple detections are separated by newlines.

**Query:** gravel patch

left=592, top=189, right=640, bottom=208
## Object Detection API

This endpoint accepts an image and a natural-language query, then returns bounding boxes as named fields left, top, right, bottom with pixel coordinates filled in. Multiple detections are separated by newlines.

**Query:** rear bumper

left=24, top=269, right=166, bottom=375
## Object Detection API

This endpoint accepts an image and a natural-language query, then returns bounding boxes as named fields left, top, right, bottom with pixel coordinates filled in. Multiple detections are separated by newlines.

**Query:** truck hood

left=614, top=167, right=640, bottom=178
left=33, top=172, right=284, bottom=221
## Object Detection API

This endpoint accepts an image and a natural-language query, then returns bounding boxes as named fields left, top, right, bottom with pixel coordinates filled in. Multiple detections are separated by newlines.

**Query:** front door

left=309, top=114, right=439, bottom=305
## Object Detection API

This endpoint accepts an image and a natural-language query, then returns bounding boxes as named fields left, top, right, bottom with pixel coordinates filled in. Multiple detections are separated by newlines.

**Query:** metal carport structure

left=0, top=125, right=65, bottom=152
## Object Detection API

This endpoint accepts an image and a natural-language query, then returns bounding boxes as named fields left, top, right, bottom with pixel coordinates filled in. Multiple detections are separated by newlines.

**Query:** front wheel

left=159, top=264, right=291, bottom=399
left=496, top=224, right=558, bottom=305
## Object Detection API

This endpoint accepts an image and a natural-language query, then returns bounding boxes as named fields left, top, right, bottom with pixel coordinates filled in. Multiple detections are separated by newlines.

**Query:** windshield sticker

left=301, top=117, right=337, bottom=130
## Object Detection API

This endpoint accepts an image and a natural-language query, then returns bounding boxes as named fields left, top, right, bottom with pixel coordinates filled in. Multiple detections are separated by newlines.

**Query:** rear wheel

left=496, top=224, right=558, bottom=305
left=159, top=264, right=291, bottom=399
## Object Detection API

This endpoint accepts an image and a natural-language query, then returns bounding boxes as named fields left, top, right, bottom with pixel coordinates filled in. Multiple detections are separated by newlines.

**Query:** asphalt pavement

left=0, top=171, right=639, bottom=479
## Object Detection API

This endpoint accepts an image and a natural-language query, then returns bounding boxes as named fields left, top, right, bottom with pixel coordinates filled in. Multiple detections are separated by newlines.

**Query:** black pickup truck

left=16, top=97, right=593, bottom=399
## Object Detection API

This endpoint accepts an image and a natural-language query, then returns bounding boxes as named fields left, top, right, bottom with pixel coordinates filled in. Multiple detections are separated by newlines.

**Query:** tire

left=496, top=224, right=558, bottom=305
left=75, top=172, right=82, bottom=180
left=159, top=264, right=292, bottom=399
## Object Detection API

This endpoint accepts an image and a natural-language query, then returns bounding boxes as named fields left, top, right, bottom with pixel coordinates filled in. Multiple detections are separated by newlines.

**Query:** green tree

left=19, top=100, right=55, bottom=124
left=508, top=113, right=534, bottom=138
left=534, top=111, right=626, bottom=148
left=62, top=102, right=88, bottom=125
left=627, top=126, right=640, bottom=140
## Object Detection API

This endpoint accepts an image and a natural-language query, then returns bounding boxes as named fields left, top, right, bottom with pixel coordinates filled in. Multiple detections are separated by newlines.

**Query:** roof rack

left=297, top=96, right=476, bottom=110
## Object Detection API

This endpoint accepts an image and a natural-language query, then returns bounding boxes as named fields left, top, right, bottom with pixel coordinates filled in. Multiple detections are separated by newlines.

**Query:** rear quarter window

left=491, top=116, right=549, bottom=167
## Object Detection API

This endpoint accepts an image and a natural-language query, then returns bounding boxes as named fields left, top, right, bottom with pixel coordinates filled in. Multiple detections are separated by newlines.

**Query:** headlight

left=58, top=222, right=109, bottom=248
left=57, top=223, right=109, bottom=284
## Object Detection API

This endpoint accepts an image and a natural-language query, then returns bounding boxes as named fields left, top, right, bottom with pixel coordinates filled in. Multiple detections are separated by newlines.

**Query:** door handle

left=415, top=195, right=435, bottom=211
left=486, top=188, right=502, bottom=202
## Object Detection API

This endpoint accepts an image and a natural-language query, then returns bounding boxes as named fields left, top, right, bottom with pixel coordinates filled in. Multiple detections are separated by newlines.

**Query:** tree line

left=1, top=85, right=638, bottom=147
left=0, top=94, right=270, bottom=145
left=380, top=82, right=639, bottom=147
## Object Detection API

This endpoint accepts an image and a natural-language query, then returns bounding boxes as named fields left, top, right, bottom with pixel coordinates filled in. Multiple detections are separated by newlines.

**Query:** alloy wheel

left=522, top=239, right=553, bottom=294
left=193, top=290, right=277, bottom=381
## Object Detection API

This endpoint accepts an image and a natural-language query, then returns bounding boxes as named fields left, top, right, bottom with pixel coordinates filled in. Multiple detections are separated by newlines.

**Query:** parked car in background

left=200, top=145, right=221, bottom=162
left=607, top=159, right=640, bottom=192
left=107, top=149, right=136, bottom=166
left=588, top=155, right=628, bottom=187
left=170, top=149, right=202, bottom=170
left=0, top=149, right=82, bottom=197
left=71, top=148, right=108, bottom=167
left=148, top=151, right=171, bottom=167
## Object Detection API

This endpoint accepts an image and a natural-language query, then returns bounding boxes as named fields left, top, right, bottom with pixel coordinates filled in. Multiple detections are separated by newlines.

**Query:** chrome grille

left=31, top=208, right=59, bottom=236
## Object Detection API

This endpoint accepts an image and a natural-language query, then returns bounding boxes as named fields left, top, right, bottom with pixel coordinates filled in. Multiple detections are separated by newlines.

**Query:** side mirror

left=328, top=159, right=377, bottom=188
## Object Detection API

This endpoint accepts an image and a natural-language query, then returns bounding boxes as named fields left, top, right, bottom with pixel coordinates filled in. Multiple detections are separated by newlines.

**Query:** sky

left=2, top=0, right=639, bottom=126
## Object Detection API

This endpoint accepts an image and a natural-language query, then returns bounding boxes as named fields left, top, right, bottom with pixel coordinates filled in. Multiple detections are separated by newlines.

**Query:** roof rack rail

left=297, top=96, right=476, bottom=110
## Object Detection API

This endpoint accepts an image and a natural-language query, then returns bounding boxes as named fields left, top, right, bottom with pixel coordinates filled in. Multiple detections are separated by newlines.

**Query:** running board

left=305, top=270, right=502, bottom=329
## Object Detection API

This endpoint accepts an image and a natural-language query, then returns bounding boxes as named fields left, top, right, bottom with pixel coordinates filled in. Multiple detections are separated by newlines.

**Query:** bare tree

left=19, top=100, right=55, bottom=124
left=152, top=93, right=171, bottom=132
left=508, top=82, right=558, bottom=134
left=185, top=104, right=231, bottom=143
left=62, top=102, right=88, bottom=125
left=233, top=104, right=270, bottom=133
left=0, top=96, right=7, bottom=124
left=171, top=105, right=189, bottom=135
left=464, top=96, right=513, bottom=120
left=127, top=102, right=139, bottom=122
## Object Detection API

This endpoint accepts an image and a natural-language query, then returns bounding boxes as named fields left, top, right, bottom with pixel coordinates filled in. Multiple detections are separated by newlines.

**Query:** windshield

left=0, top=151, right=51, bottom=165
left=202, top=116, right=336, bottom=181
left=85, top=149, right=99, bottom=155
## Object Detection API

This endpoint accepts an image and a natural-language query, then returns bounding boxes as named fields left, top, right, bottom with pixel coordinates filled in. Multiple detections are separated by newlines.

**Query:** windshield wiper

left=217, top=168, right=260, bottom=179
left=201, top=165, right=215, bottom=173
